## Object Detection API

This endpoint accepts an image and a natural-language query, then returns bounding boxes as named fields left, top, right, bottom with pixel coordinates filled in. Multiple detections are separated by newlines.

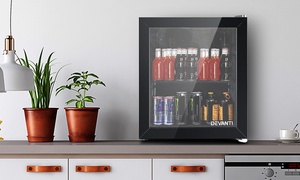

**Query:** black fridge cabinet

left=139, top=17, right=247, bottom=141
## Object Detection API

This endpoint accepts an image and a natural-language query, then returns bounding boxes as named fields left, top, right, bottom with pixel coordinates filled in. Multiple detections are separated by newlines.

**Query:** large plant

left=17, top=48, right=64, bottom=108
left=56, top=71, right=106, bottom=108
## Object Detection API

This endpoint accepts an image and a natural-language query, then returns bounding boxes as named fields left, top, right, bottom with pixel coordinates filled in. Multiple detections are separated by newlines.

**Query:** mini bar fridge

left=139, top=17, right=247, bottom=141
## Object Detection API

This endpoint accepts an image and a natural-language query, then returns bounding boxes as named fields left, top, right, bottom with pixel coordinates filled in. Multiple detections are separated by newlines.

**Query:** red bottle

left=164, top=48, right=176, bottom=80
left=198, top=48, right=210, bottom=80
left=161, top=49, right=167, bottom=62
left=209, top=48, right=220, bottom=81
left=152, top=48, right=164, bottom=80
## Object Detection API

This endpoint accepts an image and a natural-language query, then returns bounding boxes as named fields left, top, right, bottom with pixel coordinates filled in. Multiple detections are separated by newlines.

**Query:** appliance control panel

left=225, top=155, right=300, bottom=180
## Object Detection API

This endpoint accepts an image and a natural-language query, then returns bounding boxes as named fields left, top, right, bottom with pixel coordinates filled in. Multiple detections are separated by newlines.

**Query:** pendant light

left=0, top=0, right=33, bottom=91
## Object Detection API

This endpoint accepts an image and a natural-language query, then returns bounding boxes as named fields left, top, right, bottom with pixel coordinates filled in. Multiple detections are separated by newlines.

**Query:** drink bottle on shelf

left=175, top=48, right=185, bottom=81
left=209, top=48, right=220, bottom=81
left=164, top=49, right=176, bottom=80
left=204, top=92, right=219, bottom=123
left=193, top=48, right=199, bottom=79
left=182, top=48, right=188, bottom=80
left=152, top=48, right=164, bottom=80
left=220, top=47, right=231, bottom=81
left=219, top=92, right=233, bottom=121
left=185, top=48, right=197, bottom=81
left=198, top=48, right=210, bottom=80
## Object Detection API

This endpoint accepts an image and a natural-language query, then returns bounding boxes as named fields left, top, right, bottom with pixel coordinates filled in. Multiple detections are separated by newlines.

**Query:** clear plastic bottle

left=209, top=48, right=220, bottom=81
left=186, top=48, right=198, bottom=81
left=220, top=47, right=231, bottom=81
left=152, top=48, right=164, bottom=80
left=164, top=48, right=176, bottom=80
left=198, top=48, right=210, bottom=80
left=175, top=48, right=185, bottom=81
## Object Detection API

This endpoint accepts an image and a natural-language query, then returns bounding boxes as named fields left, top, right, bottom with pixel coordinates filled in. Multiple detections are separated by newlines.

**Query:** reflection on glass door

left=149, top=28, right=237, bottom=128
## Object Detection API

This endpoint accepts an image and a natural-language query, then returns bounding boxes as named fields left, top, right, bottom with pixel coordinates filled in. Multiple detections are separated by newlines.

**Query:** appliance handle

left=27, top=166, right=61, bottom=172
left=76, top=166, right=111, bottom=172
left=171, top=165, right=206, bottom=172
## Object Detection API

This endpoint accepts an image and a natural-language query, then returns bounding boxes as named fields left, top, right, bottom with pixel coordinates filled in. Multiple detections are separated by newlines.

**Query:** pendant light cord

left=9, top=0, right=13, bottom=36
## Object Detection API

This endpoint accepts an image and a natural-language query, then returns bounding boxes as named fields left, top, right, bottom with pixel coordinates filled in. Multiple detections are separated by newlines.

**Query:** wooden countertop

left=0, top=140, right=298, bottom=155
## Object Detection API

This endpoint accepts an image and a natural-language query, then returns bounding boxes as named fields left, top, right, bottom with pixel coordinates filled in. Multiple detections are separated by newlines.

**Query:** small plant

left=56, top=71, right=106, bottom=108
left=17, top=48, right=65, bottom=108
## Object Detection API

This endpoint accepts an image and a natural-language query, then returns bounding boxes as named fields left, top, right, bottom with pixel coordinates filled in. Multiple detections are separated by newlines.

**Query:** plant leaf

left=55, top=71, right=105, bottom=107
left=87, top=73, right=99, bottom=79
left=83, top=96, right=94, bottom=102
left=66, top=99, right=78, bottom=105
left=76, top=101, right=83, bottom=108
left=18, top=48, right=65, bottom=108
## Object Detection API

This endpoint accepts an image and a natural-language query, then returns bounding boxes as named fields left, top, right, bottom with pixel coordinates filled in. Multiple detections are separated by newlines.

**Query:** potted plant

left=18, top=48, right=64, bottom=142
left=56, top=71, right=106, bottom=142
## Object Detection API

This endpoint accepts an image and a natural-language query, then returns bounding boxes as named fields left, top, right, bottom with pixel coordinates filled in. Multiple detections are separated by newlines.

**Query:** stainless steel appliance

left=225, top=155, right=300, bottom=180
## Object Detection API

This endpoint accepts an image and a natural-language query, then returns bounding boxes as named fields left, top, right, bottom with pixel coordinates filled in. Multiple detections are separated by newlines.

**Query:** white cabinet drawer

left=69, top=159, right=151, bottom=180
left=153, top=158, right=224, bottom=180
left=0, top=159, right=68, bottom=180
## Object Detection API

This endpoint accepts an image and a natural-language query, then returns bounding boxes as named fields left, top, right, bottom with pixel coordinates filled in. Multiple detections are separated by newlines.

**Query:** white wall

left=0, top=0, right=299, bottom=140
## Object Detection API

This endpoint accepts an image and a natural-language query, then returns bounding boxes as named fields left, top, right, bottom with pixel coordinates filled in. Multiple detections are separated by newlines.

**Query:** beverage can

left=189, top=92, right=203, bottom=125
left=153, top=96, right=163, bottom=125
left=175, top=92, right=188, bottom=125
left=164, top=96, right=175, bottom=125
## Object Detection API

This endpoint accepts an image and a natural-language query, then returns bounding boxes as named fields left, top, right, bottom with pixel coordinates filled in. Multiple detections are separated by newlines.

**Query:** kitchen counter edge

left=0, top=140, right=298, bottom=155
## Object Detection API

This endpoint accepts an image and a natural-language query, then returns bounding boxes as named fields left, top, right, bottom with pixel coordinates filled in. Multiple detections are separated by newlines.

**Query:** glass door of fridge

left=139, top=18, right=247, bottom=140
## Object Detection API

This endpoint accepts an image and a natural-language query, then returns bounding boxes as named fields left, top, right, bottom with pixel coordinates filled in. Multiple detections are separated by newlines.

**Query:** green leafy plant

left=56, top=71, right=106, bottom=108
left=17, top=48, right=65, bottom=108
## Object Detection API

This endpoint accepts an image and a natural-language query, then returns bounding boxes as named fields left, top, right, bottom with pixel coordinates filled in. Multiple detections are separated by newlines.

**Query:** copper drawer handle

left=76, top=166, right=111, bottom=172
left=27, top=166, right=61, bottom=172
left=171, top=166, right=206, bottom=172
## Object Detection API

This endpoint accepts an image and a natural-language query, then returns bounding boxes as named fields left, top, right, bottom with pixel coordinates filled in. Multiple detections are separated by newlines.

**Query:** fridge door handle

left=27, top=166, right=61, bottom=172
left=171, top=165, right=206, bottom=172
left=76, top=166, right=111, bottom=172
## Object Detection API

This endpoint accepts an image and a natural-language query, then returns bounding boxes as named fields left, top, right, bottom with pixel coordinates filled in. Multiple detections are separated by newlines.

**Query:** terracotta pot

left=65, top=107, right=99, bottom=142
left=23, top=108, right=58, bottom=142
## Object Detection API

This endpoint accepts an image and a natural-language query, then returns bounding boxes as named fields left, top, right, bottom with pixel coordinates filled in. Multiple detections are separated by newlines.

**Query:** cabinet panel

left=153, top=158, right=224, bottom=180
left=69, top=159, right=151, bottom=180
left=0, top=159, right=68, bottom=180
